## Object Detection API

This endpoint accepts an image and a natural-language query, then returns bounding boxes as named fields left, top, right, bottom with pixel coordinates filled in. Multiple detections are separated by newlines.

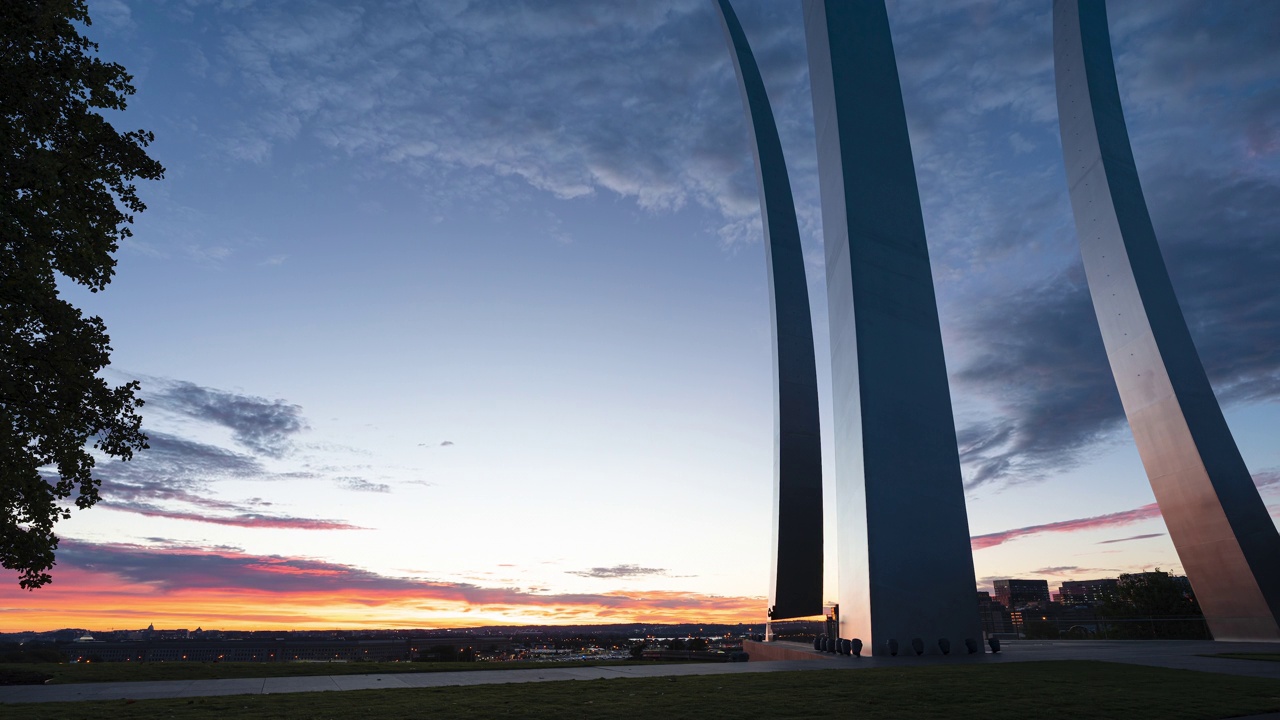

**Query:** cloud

left=191, top=0, right=764, bottom=233
left=93, top=429, right=355, bottom=532
left=0, top=541, right=762, bottom=630
left=953, top=172, right=1280, bottom=490
left=141, top=1, right=1275, bottom=499
left=972, top=503, right=1162, bottom=550
left=1032, top=566, right=1082, bottom=576
left=880, top=0, right=1280, bottom=492
left=146, top=381, right=308, bottom=458
left=335, top=477, right=391, bottom=493
left=1145, top=181, right=1280, bottom=405
left=95, top=431, right=288, bottom=511
left=1097, top=533, right=1166, bottom=545
left=70, top=5, right=1276, bottom=610
left=1253, top=469, right=1280, bottom=490
left=103, top=504, right=365, bottom=531
left=88, top=0, right=135, bottom=33
left=96, top=431, right=266, bottom=495
left=953, top=269, right=1126, bottom=488
left=568, top=564, right=669, bottom=579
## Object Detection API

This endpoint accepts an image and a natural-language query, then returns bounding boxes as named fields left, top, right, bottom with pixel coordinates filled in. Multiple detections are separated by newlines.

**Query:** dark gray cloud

left=1152, top=178, right=1280, bottom=405
left=335, top=477, right=391, bottom=494
left=1106, top=0, right=1280, bottom=164
left=1097, top=533, right=1166, bottom=545
left=96, top=431, right=265, bottom=494
left=933, top=0, right=1280, bottom=489
left=954, top=170, right=1280, bottom=489
left=954, top=268, right=1127, bottom=487
left=147, top=381, right=307, bottom=458
left=92, top=429, right=354, bottom=531
left=147, top=381, right=307, bottom=457
left=1032, top=566, right=1080, bottom=576
left=977, top=575, right=1006, bottom=590
left=568, top=564, right=669, bottom=579
left=105, top=503, right=364, bottom=531
left=189, top=0, right=773, bottom=242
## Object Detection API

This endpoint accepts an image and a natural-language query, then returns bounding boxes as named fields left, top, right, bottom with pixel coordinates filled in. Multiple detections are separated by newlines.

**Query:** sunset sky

left=6, top=0, right=1278, bottom=632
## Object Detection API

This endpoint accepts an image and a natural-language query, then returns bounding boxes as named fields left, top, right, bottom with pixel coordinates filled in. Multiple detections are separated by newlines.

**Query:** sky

left=5, top=0, right=1278, bottom=632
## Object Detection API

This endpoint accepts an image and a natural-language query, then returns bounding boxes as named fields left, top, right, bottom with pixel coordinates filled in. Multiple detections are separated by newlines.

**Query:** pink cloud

left=971, top=503, right=1162, bottom=550
left=970, top=470, right=1277, bottom=551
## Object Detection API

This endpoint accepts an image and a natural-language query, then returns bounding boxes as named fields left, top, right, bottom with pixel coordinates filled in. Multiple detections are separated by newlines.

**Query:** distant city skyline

left=3, top=0, right=1277, bottom=631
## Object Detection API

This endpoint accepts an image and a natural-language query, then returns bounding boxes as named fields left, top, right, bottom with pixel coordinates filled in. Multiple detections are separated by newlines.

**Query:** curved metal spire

left=803, top=0, right=980, bottom=654
left=713, top=0, right=823, bottom=622
left=1054, top=0, right=1280, bottom=641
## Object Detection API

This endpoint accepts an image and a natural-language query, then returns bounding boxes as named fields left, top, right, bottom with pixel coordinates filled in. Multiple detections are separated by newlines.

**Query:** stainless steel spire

left=1054, top=0, right=1280, bottom=641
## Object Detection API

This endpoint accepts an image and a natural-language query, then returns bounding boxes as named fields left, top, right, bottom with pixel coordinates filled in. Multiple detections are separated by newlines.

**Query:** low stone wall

left=741, top=639, right=830, bottom=662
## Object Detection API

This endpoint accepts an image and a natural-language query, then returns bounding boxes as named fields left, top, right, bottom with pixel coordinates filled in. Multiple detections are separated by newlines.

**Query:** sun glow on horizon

left=0, top=540, right=765, bottom=633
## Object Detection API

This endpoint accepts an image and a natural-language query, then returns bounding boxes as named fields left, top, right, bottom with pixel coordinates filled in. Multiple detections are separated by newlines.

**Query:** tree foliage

left=1106, top=570, right=1201, bottom=618
left=1099, top=570, right=1207, bottom=640
left=1, top=0, right=163, bottom=588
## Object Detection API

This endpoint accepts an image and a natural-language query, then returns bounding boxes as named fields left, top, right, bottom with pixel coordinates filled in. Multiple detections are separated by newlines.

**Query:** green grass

left=0, top=659, right=661, bottom=685
left=1209, top=653, right=1280, bottom=663
left=5, top=661, right=1280, bottom=719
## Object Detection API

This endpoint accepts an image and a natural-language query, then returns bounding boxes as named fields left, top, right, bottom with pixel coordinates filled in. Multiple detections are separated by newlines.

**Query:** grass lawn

left=6, top=661, right=1280, bottom=719
left=1210, top=653, right=1280, bottom=663
left=0, top=659, right=660, bottom=685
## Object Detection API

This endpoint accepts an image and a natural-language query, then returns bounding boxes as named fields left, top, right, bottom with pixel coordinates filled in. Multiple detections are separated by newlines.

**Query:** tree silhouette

left=1, top=0, right=163, bottom=588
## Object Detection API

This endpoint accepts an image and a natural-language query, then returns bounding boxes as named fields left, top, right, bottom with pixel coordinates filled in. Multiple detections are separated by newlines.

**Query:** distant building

left=410, top=636, right=513, bottom=661
left=977, top=592, right=1013, bottom=636
left=63, top=638, right=415, bottom=664
left=1059, top=579, right=1120, bottom=605
left=993, top=579, right=1050, bottom=609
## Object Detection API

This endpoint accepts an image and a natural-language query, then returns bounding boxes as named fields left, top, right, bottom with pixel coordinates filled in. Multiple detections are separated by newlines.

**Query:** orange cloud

left=0, top=541, right=763, bottom=632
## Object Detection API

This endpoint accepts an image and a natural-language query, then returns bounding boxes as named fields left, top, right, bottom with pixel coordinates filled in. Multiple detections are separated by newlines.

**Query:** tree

left=1, top=0, right=163, bottom=588
left=1100, top=570, right=1206, bottom=639
left=1109, top=570, right=1201, bottom=618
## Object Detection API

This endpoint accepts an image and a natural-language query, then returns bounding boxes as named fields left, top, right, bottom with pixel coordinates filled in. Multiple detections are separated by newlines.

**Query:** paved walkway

left=2, top=639, right=1279, bottom=705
